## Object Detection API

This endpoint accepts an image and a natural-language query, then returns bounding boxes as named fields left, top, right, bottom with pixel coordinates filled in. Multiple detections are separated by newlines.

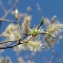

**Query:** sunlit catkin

left=22, top=16, right=31, bottom=35
left=46, top=22, right=63, bottom=37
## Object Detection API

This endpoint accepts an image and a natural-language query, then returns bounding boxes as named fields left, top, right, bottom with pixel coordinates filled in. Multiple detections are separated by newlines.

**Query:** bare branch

left=0, top=0, right=7, bottom=12
left=0, top=43, right=19, bottom=49
left=0, top=40, right=18, bottom=44
left=0, top=18, right=16, bottom=23
left=0, top=0, right=19, bottom=27
left=37, top=17, right=44, bottom=29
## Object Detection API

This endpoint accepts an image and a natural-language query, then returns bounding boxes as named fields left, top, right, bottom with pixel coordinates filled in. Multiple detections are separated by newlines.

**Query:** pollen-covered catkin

left=2, top=23, right=21, bottom=40
left=3, top=23, right=19, bottom=35
left=22, top=16, right=31, bottom=35
left=46, top=22, right=63, bottom=37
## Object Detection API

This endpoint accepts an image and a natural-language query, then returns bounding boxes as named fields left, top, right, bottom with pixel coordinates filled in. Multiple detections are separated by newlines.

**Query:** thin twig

left=0, top=0, right=7, bottom=12
left=0, top=0, right=19, bottom=27
left=0, top=38, right=27, bottom=49
left=39, top=52, right=48, bottom=63
left=0, top=40, right=18, bottom=44
left=2, top=0, right=19, bottom=19
left=51, top=43, right=63, bottom=62
left=0, top=43, right=19, bottom=49
left=37, top=17, right=44, bottom=29
left=0, top=18, right=16, bottom=23
left=39, top=32, right=54, bottom=38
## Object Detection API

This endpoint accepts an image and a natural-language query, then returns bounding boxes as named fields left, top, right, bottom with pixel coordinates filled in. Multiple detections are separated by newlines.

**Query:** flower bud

left=14, top=9, right=19, bottom=20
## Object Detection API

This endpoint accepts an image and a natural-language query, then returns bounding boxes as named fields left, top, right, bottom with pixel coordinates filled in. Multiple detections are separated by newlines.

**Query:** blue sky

left=0, top=0, right=63, bottom=63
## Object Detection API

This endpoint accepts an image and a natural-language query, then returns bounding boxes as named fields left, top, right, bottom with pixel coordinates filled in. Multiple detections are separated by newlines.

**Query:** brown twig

left=0, top=43, right=19, bottom=49
left=37, top=17, right=44, bottom=29
left=0, top=40, right=18, bottom=44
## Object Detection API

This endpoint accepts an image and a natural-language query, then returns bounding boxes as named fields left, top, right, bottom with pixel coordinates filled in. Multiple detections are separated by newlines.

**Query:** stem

left=39, top=32, right=54, bottom=38
left=37, top=17, right=44, bottom=29
left=0, top=18, right=16, bottom=23
left=0, top=43, right=19, bottom=49
left=0, top=40, right=18, bottom=44
left=0, top=39, right=25, bottom=49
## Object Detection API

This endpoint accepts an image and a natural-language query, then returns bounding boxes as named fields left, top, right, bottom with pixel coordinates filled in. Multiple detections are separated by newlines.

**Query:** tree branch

left=0, top=18, right=16, bottom=23
left=37, top=17, right=44, bottom=29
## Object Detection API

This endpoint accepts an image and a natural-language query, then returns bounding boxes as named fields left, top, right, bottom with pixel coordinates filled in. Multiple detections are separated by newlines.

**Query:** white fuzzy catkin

left=44, top=35, right=56, bottom=49
left=2, top=23, right=21, bottom=40
left=22, top=16, right=31, bottom=35
left=44, top=22, right=63, bottom=49
left=46, top=22, right=63, bottom=37
left=17, top=40, right=42, bottom=51
left=28, top=40, right=42, bottom=51
left=3, top=23, right=19, bottom=35
left=17, top=43, right=28, bottom=51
